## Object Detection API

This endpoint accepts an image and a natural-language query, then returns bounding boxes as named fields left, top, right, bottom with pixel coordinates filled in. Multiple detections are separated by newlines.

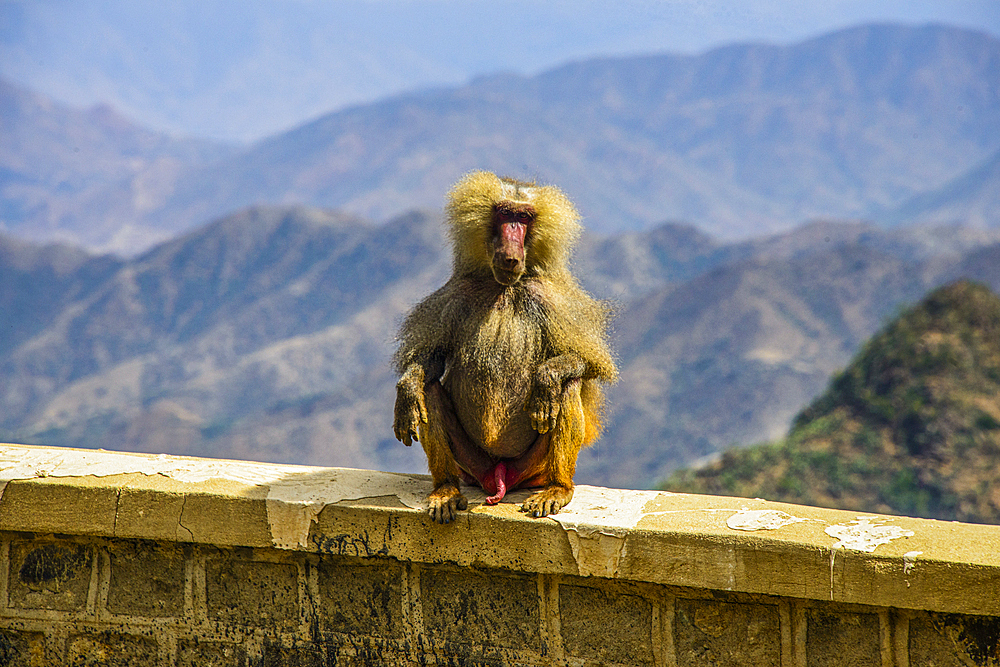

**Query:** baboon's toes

left=520, top=486, right=573, bottom=518
left=427, top=489, right=468, bottom=524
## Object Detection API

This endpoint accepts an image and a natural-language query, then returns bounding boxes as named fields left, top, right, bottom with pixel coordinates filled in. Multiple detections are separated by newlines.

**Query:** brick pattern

left=0, top=534, right=997, bottom=666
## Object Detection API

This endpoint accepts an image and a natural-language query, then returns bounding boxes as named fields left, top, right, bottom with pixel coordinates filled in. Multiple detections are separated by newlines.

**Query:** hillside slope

left=665, top=281, right=1000, bottom=524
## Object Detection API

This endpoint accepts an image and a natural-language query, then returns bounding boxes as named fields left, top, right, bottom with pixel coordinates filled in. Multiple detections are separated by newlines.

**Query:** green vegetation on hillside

left=664, top=280, right=1000, bottom=524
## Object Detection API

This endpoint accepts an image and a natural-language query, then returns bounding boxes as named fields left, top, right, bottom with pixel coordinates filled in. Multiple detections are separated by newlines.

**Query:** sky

left=2, top=0, right=998, bottom=143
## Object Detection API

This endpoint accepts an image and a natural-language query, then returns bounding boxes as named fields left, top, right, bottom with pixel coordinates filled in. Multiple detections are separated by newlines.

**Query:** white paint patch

left=825, top=517, right=915, bottom=553
left=266, top=469, right=429, bottom=549
left=549, top=485, right=665, bottom=577
left=903, top=551, right=923, bottom=575
left=0, top=445, right=430, bottom=550
left=552, top=485, right=665, bottom=531
left=726, top=508, right=806, bottom=531
left=0, top=446, right=316, bottom=485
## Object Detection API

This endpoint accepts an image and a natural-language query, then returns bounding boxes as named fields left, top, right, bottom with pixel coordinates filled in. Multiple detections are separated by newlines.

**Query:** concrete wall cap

left=1, top=443, right=998, bottom=616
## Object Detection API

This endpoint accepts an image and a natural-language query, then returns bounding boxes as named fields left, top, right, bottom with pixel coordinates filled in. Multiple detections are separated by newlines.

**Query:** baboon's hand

left=529, top=365, right=562, bottom=434
left=393, top=375, right=427, bottom=446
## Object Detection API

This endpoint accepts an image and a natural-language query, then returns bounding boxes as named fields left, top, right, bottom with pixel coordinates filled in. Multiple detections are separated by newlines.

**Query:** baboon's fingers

left=530, top=406, right=549, bottom=434
left=393, top=417, right=416, bottom=446
left=529, top=387, right=559, bottom=434
left=393, top=396, right=424, bottom=445
left=530, top=399, right=560, bottom=434
left=545, top=402, right=560, bottom=433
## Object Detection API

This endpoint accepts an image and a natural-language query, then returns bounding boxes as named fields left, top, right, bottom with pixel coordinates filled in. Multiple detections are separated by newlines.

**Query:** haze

left=2, top=0, right=997, bottom=142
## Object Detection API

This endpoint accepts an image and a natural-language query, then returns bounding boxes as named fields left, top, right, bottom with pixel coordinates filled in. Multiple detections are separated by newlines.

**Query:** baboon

left=393, top=171, right=617, bottom=523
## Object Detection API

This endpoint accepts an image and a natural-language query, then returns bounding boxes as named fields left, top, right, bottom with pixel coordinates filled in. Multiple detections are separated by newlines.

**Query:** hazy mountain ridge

left=0, top=77, right=232, bottom=250
left=889, top=147, right=1000, bottom=227
left=665, top=280, right=1000, bottom=524
left=3, top=24, right=998, bottom=253
left=2, top=205, right=1000, bottom=486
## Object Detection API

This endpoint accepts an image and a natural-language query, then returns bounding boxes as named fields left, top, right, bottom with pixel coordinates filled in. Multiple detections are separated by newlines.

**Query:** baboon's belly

left=444, top=366, right=538, bottom=459
left=445, top=296, right=546, bottom=458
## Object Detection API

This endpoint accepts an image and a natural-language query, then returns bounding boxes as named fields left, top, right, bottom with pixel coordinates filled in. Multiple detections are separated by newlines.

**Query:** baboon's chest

left=446, top=298, right=546, bottom=456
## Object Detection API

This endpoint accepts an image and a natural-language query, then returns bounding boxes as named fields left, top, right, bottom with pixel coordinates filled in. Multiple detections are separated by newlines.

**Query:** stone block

left=0, top=476, right=123, bottom=536
left=421, top=566, right=541, bottom=651
left=177, top=639, right=248, bottom=667
left=107, top=541, right=185, bottom=618
left=909, top=613, right=1000, bottom=666
left=206, top=554, right=299, bottom=627
left=258, top=641, right=324, bottom=667
left=0, top=630, right=43, bottom=667
left=8, top=541, right=93, bottom=611
left=316, top=556, right=404, bottom=638
left=320, top=637, right=412, bottom=667
left=559, top=583, right=654, bottom=665
left=67, top=633, right=158, bottom=667
left=674, top=598, right=780, bottom=666
left=806, top=609, right=880, bottom=667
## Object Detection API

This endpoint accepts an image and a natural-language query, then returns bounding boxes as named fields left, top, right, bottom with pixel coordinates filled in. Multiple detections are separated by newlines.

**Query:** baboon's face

left=491, top=201, right=535, bottom=285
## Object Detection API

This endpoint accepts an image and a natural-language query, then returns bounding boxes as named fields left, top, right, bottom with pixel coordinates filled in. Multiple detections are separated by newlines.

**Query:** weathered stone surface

left=258, top=640, right=324, bottom=667
left=177, top=639, right=248, bottom=667
left=421, top=566, right=541, bottom=651
left=8, top=541, right=93, bottom=611
left=0, top=630, right=42, bottom=667
left=0, top=444, right=998, bottom=666
left=0, top=475, right=127, bottom=536
left=674, top=598, right=780, bottom=666
left=311, top=502, right=579, bottom=579
left=2, top=444, right=1000, bottom=617
left=67, top=633, right=158, bottom=666
left=316, top=556, right=404, bottom=638
left=560, top=583, right=654, bottom=665
left=806, top=609, right=880, bottom=667
left=909, top=613, right=1000, bottom=666
left=319, top=637, right=412, bottom=667
left=107, top=540, right=185, bottom=618
left=207, top=554, right=299, bottom=627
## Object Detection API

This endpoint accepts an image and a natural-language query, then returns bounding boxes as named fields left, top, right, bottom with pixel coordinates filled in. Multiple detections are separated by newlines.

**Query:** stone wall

left=0, top=443, right=997, bottom=666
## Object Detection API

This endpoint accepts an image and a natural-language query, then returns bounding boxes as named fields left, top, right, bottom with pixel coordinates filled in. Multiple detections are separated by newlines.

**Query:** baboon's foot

left=520, top=485, right=573, bottom=518
left=427, top=483, right=468, bottom=524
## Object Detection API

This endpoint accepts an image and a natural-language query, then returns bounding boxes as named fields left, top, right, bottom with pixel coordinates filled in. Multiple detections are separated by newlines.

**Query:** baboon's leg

left=521, top=377, right=586, bottom=517
left=420, top=382, right=469, bottom=524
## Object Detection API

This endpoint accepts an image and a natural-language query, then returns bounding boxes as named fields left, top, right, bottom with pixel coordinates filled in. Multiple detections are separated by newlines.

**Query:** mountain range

left=2, top=23, right=998, bottom=254
left=0, top=77, right=232, bottom=250
left=2, top=206, right=999, bottom=487
left=1, top=22, right=999, bottom=488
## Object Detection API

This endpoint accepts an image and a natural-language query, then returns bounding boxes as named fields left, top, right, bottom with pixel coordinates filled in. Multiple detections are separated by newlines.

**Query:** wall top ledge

left=1, top=442, right=997, bottom=616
